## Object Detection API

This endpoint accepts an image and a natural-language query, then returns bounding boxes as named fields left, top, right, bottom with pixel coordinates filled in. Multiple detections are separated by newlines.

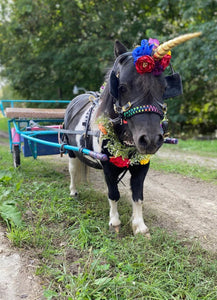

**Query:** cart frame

left=1, top=99, right=108, bottom=167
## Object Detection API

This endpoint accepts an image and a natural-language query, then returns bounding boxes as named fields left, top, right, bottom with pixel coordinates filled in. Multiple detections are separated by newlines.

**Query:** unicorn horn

left=153, top=32, right=202, bottom=60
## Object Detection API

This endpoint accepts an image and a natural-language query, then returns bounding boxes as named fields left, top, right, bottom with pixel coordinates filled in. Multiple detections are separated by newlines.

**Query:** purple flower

left=148, top=38, right=159, bottom=50
left=152, top=61, right=164, bottom=76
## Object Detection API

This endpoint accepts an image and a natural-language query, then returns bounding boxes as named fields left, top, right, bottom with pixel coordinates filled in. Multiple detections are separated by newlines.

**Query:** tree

left=0, top=0, right=168, bottom=100
left=0, top=0, right=216, bottom=134
left=161, top=0, right=217, bottom=134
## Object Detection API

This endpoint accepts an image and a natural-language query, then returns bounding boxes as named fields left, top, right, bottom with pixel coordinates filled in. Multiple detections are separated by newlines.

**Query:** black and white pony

left=63, top=33, right=201, bottom=236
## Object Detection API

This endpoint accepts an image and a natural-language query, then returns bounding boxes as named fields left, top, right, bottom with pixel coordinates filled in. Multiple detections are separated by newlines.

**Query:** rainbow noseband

left=123, top=104, right=164, bottom=119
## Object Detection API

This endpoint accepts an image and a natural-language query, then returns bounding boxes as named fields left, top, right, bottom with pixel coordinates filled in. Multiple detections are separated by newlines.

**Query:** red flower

left=160, top=54, right=171, bottom=70
left=135, top=55, right=155, bottom=74
left=110, top=156, right=130, bottom=168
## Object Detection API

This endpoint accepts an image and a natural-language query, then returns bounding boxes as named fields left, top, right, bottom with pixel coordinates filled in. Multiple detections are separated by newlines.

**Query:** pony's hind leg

left=69, top=157, right=88, bottom=197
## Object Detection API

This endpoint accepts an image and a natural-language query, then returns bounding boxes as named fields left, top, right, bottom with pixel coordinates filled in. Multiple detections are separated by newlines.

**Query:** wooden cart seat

left=5, top=107, right=66, bottom=119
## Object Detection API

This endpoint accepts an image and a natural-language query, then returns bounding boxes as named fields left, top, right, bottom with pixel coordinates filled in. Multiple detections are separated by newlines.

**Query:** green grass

left=163, top=139, right=217, bottom=158
left=151, top=156, right=217, bottom=183
left=0, top=145, right=217, bottom=299
left=0, top=114, right=8, bottom=132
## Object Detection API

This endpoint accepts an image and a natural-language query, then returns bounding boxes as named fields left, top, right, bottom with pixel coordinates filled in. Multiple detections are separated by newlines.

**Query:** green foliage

left=0, top=0, right=216, bottom=132
left=0, top=171, right=23, bottom=226
left=0, top=84, right=22, bottom=101
left=0, top=114, right=8, bottom=132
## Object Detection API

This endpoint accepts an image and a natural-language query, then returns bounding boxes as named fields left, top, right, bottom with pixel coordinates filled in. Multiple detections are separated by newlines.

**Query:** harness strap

left=117, top=168, right=128, bottom=185
left=62, top=129, right=100, bottom=137
left=29, top=121, right=100, bottom=137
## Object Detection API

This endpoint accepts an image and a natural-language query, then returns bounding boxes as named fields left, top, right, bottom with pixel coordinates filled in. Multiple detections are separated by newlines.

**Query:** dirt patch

left=0, top=225, right=44, bottom=300
left=0, top=131, right=9, bottom=139
left=0, top=131, right=9, bottom=147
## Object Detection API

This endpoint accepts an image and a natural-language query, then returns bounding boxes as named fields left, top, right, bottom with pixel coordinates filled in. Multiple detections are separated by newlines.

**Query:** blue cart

left=0, top=100, right=108, bottom=167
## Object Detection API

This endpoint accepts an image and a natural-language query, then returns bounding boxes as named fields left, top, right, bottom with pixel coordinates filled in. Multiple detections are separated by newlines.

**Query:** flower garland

left=97, top=116, right=152, bottom=167
left=132, top=38, right=171, bottom=76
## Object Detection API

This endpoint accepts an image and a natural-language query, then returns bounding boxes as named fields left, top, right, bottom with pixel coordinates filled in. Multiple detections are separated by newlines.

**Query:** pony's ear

left=114, top=40, right=128, bottom=58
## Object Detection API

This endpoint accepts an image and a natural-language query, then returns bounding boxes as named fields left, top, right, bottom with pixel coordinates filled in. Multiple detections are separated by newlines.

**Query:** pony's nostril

left=138, top=135, right=149, bottom=148
left=155, top=134, right=164, bottom=146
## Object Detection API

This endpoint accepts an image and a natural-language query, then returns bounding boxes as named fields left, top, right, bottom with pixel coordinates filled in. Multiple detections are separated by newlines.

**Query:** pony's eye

left=119, top=85, right=127, bottom=94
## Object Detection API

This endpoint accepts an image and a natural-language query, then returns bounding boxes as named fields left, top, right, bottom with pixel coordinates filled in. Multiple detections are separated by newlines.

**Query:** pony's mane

left=96, top=69, right=116, bottom=118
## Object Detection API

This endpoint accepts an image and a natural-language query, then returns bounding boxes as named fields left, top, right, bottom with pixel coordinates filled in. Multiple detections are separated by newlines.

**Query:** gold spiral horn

left=153, top=32, right=202, bottom=60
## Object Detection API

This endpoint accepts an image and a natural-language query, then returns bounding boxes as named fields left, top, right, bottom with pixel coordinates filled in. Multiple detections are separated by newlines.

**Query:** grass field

left=0, top=114, right=8, bottom=132
left=162, top=139, right=217, bottom=158
left=151, top=156, right=217, bottom=183
left=0, top=144, right=217, bottom=299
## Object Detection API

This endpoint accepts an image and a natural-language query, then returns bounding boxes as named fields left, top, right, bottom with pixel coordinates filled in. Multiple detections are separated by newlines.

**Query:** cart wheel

left=13, top=144, right=21, bottom=168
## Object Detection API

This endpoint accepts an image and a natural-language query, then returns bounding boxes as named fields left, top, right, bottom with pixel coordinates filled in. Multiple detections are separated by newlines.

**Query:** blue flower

left=141, top=39, right=155, bottom=55
left=132, top=39, right=155, bottom=64
left=132, top=46, right=144, bottom=63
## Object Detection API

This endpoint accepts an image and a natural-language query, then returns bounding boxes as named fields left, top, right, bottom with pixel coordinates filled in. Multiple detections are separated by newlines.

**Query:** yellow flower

left=167, top=51, right=171, bottom=56
left=140, top=158, right=150, bottom=165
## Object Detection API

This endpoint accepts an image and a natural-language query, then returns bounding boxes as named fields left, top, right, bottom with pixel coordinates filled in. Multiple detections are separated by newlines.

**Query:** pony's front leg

left=102, top=163, right=123, bottom=232
left=108, top=199, right=121, bottom=232
left=132, top=200, right=150, bottom=237
left=129, top=163, right=150, bottom=237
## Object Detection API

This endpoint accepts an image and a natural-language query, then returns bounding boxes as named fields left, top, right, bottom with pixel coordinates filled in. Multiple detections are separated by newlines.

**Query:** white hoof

left=70, top=189, right=78, bottom=197
left=132, top=221, right=150, bottom=238
left=109, top=215, right=121, bottom=228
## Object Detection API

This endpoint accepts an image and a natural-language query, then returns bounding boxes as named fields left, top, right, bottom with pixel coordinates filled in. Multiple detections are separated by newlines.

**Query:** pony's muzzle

left=138, top=134, right=164, bottom=154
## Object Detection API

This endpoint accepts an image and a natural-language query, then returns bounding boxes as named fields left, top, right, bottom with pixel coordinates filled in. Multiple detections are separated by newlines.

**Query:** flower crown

left=132, top=38, right=171, bottom=76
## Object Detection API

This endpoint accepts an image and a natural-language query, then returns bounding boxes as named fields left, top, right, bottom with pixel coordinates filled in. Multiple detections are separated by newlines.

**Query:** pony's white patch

left=74, top=106, right=101, bottom=153
left=91, top=109, right=102, bottom=153
left=75, top=111, right=87, bottom=147
left=131, top=200, right=149, bottom=235
left=108, top=199, right=121, bottom=227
